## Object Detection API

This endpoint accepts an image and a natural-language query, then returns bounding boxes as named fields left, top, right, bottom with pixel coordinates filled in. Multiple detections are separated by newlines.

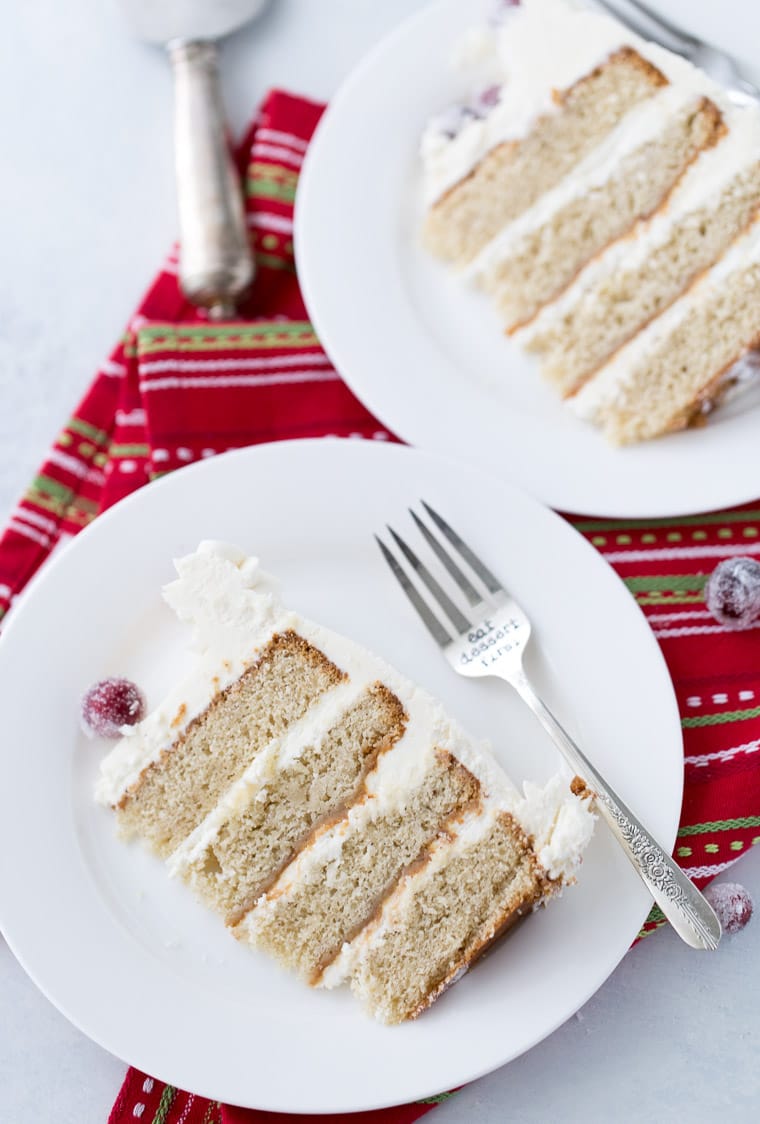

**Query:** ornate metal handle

left=512, top=670, right=721, bottom=950
left=169, top=39, right=255, bottom=316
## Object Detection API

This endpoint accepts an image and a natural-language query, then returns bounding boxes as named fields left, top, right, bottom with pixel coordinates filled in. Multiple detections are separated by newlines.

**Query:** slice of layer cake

left=473, top=93, right=723, bottom=331
left=341, top=806, right=552, bottom=1023
left=569, top=216, right=760, bottom=443
left=423, top=44, right=669, bottom=266
left=97, top=542, right=594, bottom=1023
left=421, top=0, right=760, bottom=443
left=522, top=113, right=760, bottom=397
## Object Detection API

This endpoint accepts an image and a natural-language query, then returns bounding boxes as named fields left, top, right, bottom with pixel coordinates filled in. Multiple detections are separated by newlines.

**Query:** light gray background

left=2, top=1, right=759, bottom=1120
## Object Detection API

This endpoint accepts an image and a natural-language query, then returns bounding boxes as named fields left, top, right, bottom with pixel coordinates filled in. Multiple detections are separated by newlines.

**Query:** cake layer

left=572, top=219, right=760, bottom=443
left=526, top=156, right=760, bottom=396
left=116, top=631, right=344, bottom=856
left=478, top=95, right=723, bottom=330
left=423, top=46, right=666, bottom=266
left=346, top=810, right=547, bottom=1024
left=241, top=749, right=481, bottom=983
left=177, top=682, right=407, bottom=925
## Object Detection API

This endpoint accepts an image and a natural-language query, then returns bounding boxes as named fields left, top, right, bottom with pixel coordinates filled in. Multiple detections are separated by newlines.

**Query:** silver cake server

left=121, top=0, right=269, bottom=317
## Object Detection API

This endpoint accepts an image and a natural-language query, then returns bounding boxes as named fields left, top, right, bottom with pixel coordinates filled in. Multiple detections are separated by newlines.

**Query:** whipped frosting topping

left=421, top=0, right=729, bottom=206
left=163, top=540, right=281, bottom=654
left=97, top=543, right=594, bottom=893
left=95, top=542, right=287, bottom=806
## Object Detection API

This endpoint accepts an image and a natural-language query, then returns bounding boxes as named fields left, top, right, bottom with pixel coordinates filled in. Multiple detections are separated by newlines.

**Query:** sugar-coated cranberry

left=704, top=556, right=760, bottom=628
left=473, top=84, right=503, bottom=112
left=81, top=677, right=146, bottom=739
left=704, top=881, right=753, bottom=934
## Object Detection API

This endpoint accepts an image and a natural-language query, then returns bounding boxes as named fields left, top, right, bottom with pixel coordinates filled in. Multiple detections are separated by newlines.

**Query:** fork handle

left=511, top=670, right=721, bottom=950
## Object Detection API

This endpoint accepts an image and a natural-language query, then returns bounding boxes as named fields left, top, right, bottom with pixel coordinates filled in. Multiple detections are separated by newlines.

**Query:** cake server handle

left=168, top=39, right=255, bottom=318
left=511, top=669, right=722, bottom=951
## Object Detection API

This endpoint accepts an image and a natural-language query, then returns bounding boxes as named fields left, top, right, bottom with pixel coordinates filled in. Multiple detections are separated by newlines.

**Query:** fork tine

left=621, top=0, right=697, bottom=48
left=374, top=535, right=452, bottom=648
left=593, top=0, right=690, bottom=50
left=420, top=502, right=504, bottom=596
left=387, top=526, right=471, bottom=634
left=409, top=509, right=483, bottom=608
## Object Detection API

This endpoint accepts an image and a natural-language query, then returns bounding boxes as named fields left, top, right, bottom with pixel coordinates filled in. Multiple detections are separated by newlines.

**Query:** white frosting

left=515, top=774, right=594, bottom=880
left=520, top=107, right=760, bottom=347
left=464, top=82, right=711, bottom=285
left=163, top=540, right=281, bottom=654
left=571, top=216, right=760, bottom=420
left=719, top=350, right=760, bottom=406
left=421, top=0, right=724, bottom=204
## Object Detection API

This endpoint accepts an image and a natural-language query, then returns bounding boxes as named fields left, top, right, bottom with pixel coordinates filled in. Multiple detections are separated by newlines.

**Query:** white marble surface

left=2, top=0, right=760, bottom=1120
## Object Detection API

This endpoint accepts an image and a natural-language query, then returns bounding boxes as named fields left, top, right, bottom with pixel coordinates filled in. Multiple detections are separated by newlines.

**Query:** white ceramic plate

left=0, top=440, right=681, bottom=1113
left=295, top=0, right=760, bottom=519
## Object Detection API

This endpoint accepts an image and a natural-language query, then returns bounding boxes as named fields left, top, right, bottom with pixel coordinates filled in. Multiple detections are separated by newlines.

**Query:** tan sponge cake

left=97, top=542, right=594, bottom=1024
left=422, top=0, right=760, bottom=443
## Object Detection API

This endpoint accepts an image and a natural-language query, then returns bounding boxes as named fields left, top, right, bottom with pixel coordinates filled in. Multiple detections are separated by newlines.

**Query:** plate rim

left=0, top=438, right=683, bottom=1112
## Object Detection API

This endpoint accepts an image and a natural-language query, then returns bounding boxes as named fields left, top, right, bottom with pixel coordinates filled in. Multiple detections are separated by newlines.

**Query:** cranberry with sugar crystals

left=81, top=677, right=146, bottom=739
left=704, top=556, right=760, bottom=628
left=473, top=84, right=503, bottom=113
left=704, top=881, right=753, bottom=934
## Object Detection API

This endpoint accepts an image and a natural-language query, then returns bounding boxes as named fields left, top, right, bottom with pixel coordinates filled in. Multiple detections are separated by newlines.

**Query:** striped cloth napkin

left=1, top=89, right=760, bottom=1124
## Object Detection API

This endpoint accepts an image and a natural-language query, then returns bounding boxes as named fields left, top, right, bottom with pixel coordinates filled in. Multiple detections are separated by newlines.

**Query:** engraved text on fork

left=458, top=613, right=523, bottom=668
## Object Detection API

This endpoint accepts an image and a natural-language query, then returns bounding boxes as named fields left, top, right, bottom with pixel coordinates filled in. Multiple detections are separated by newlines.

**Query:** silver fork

left=594, top=0, right=760, bottom=104
left=376, top=502, right=721, bottom=951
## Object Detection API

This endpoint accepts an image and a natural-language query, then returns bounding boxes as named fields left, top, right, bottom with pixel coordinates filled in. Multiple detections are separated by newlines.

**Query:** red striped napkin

left=2, top=89, right=760, bottom=1124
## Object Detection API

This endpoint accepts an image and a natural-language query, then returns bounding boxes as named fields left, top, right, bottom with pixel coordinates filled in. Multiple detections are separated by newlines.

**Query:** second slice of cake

left=421, top=0, right=760, bottom=443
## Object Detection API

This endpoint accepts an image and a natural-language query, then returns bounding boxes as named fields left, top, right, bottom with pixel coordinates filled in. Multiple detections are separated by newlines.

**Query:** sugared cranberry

left=705, top=557, right=760, bottom=628
left=474, top=84, right=503, bottom=112
left=81, top=677, right=146, bottom=738
left=704, top=881, right=753, bottom=934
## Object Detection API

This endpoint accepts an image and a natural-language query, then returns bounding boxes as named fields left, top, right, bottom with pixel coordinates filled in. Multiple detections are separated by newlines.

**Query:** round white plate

left=295, top=0, right=760, bottom=519
left=0, top=440, right=681, bottom=1113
